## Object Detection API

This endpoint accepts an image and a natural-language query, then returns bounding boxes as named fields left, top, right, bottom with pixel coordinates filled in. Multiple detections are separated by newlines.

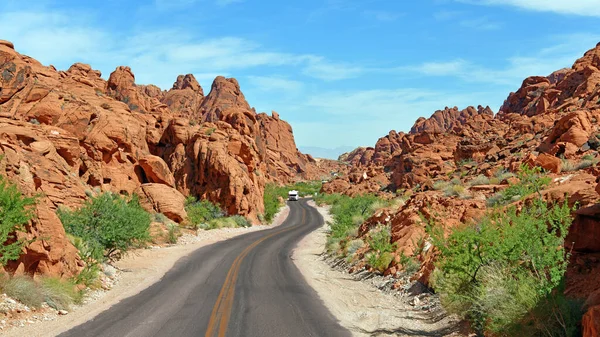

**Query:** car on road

left=288, top=190, right=299, bottom=201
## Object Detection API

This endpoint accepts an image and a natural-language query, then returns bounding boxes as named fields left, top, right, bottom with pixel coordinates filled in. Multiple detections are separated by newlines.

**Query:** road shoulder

left=292, top=201, right=462, bottom=337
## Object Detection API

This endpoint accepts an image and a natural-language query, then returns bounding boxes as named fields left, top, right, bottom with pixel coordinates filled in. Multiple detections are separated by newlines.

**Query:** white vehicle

left=288, top=190, right=299, bottom=201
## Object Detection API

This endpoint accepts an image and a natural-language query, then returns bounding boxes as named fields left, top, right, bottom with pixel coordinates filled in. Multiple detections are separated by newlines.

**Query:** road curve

left=59, top=199, right=351, bottom=337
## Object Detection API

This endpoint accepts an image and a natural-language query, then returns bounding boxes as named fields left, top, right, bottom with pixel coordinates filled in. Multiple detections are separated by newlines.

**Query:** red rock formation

left=324, top=44, right=600, bottom=325
left=162, top=74, right=204, bottom=120
left=0, top=40, right=319, bottom=277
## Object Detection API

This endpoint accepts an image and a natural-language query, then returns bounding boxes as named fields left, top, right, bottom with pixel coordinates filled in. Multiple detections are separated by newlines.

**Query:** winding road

left=59, top=199, right=351, bottom=337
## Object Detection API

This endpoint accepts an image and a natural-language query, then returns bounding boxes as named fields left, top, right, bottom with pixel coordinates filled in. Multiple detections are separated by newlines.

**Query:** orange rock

left=533, top=153, right=562, bottom=173
left=135, top=184, right=187, bottom=223
left=584, top=306, right=600, bottom=337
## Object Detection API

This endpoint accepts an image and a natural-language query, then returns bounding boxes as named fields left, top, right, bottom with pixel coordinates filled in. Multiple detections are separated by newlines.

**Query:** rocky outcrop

left=410, top=105, right=494, bottom=134
left=161, top=74, right=205, bottom=120
left=0, top=40, right=317, bottom=277
left=324, top=43, right=600, bottom=324
left=135, top=184, right=187, bottom=223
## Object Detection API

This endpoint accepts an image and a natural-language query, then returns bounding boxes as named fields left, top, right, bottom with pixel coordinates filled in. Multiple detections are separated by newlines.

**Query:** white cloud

left=405, top=33, right=600, bottom=86
left=302, top=56, right=364, bottom=81
left=246, top=76, right=304, bottom=93
left=0, top=9, right=363, bottom=88
left=457, top=0, right=600, bottom=17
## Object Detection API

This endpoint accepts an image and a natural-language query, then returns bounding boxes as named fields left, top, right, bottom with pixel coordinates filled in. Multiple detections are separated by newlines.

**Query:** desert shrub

left=494, top=168, right=515, bottom=182
left=166, top=223, right=180, bottom=244
left=400, top=252, right=420, bottom=275
left=230, top=215, right=252, bottom=228
left=428, top=199, right=573, bottom=335
left=561, top=159, right=576, bottom=172
left=487, top=165, right=550, bottom=207
left=444, top=184, right=466, bottom=197
left=367, top=251, right=394, bottom=273
left=1, top=276, right=44, bottom=308
left=185, top=197, right=224, bottom=228
left=40, top=277, right=82, bottom=310
left=0, top=175, right=36, bottom=266
left=582, top=154, right=595, bottom=161
left=154, top=213, right=170, bottom=224
left=433, top=180, right=450, bottom=191
left=366, top=224, right=396, bottom=273
left=469, top=175, right=490, bottom=187
left=59, top=193, right=151, bottom=261
left=345, top=239, right=365, bottom=258
left=317, top=193, right=381, bottom=253
left=576, top=159, right=598, bottom=170
left=263, top=183, right=287, bottom=223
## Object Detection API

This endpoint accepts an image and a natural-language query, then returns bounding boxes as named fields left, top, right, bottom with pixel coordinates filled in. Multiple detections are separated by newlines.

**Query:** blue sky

left=1, top=0, right=600, bottom=156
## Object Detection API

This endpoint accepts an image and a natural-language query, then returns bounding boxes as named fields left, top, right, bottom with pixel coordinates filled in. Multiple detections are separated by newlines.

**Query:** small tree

left=59, top=193, right=151, bottom=261
left=0, top=176, right=36, bottom=266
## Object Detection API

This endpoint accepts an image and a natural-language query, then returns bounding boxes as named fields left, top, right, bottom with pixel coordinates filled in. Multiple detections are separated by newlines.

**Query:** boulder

left=135, top=184, right=187, bottom=223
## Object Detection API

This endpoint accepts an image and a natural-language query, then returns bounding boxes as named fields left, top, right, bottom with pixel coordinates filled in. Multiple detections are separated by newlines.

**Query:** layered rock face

left=325, top=42, right=600, bottom=321
left=0, top=40, right=317, bottom=277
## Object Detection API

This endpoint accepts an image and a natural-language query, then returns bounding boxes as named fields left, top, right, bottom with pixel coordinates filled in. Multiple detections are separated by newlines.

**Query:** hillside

left=324, top=42, right=600, bottom=335
left=0, top=39, right=335, bottom=278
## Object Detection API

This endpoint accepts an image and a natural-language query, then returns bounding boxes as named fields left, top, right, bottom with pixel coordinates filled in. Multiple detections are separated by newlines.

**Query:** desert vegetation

left=263, top=181, right=322, bottom=223
left=427, top=197, right=579, bottom=336
left=184, top=196, right=251, bottom=229
left=0, top=174, right=36, bottom=266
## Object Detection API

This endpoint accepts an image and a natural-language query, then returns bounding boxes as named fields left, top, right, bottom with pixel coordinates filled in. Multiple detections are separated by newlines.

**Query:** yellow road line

left=205, top=207, right=307, bottom=337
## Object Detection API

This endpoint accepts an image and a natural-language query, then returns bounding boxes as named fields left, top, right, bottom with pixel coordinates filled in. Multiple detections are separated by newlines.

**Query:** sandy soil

left=293, top=201, right=462, bottom=337
left=4, top=206, right=290, bottom=337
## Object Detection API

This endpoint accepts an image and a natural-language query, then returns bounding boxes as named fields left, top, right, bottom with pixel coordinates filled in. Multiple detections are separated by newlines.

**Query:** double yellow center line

left=204, top=208, right=306, bottom=337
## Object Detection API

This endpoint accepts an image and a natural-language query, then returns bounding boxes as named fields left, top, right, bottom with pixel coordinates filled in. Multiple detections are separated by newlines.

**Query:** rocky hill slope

left=324, top=42, right=600, bottom=334
left=0, top=39, right=332, bottom=278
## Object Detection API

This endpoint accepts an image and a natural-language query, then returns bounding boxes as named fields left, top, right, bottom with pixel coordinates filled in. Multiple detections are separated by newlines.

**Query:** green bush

left=40, top=277, right=82, bottom=310
left=428, top=199, right=573, bottom=335
left=230, top=215, right=252, bottom=228
left=469, top=175, right=490, bottom=187
left=0, top=176, right=36, bottom=266
left=487, top=165, right=550, bottom=207
left=185, top=197, right=224, bottom=228
left=263, top=184, right=287, bottom=223
left=366, top=224, right=397, bottom=273
left=166, top=223, right=180, bottom=244
left=433, top=180, right=450, bottom=191
left=59, top=193, right=151, bottom=261
left=1, top=276, right=44, bottom=308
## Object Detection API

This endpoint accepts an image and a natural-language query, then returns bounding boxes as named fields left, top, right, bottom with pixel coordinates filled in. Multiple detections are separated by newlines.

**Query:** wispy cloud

left=456, top=0, right=600, bottom=17
left=303, top=56, right=364, bottom=81
left=246, top=76, right=304, bottom=93
left=403, top=33, right=600, bottom=86
left=0, top=9, right=365, bottom=87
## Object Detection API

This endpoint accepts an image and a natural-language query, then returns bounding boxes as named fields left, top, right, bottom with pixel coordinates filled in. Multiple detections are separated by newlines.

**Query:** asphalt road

left=59, top=199, right=351, bottom=337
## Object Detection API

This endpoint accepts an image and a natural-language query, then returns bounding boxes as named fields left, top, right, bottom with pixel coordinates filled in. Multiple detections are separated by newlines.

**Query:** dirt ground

left=292, top=201, right=462, bottom=337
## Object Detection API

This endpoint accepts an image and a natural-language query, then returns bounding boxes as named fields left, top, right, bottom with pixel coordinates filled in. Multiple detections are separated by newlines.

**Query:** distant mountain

left=299, top=146, right=355, bottom=160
